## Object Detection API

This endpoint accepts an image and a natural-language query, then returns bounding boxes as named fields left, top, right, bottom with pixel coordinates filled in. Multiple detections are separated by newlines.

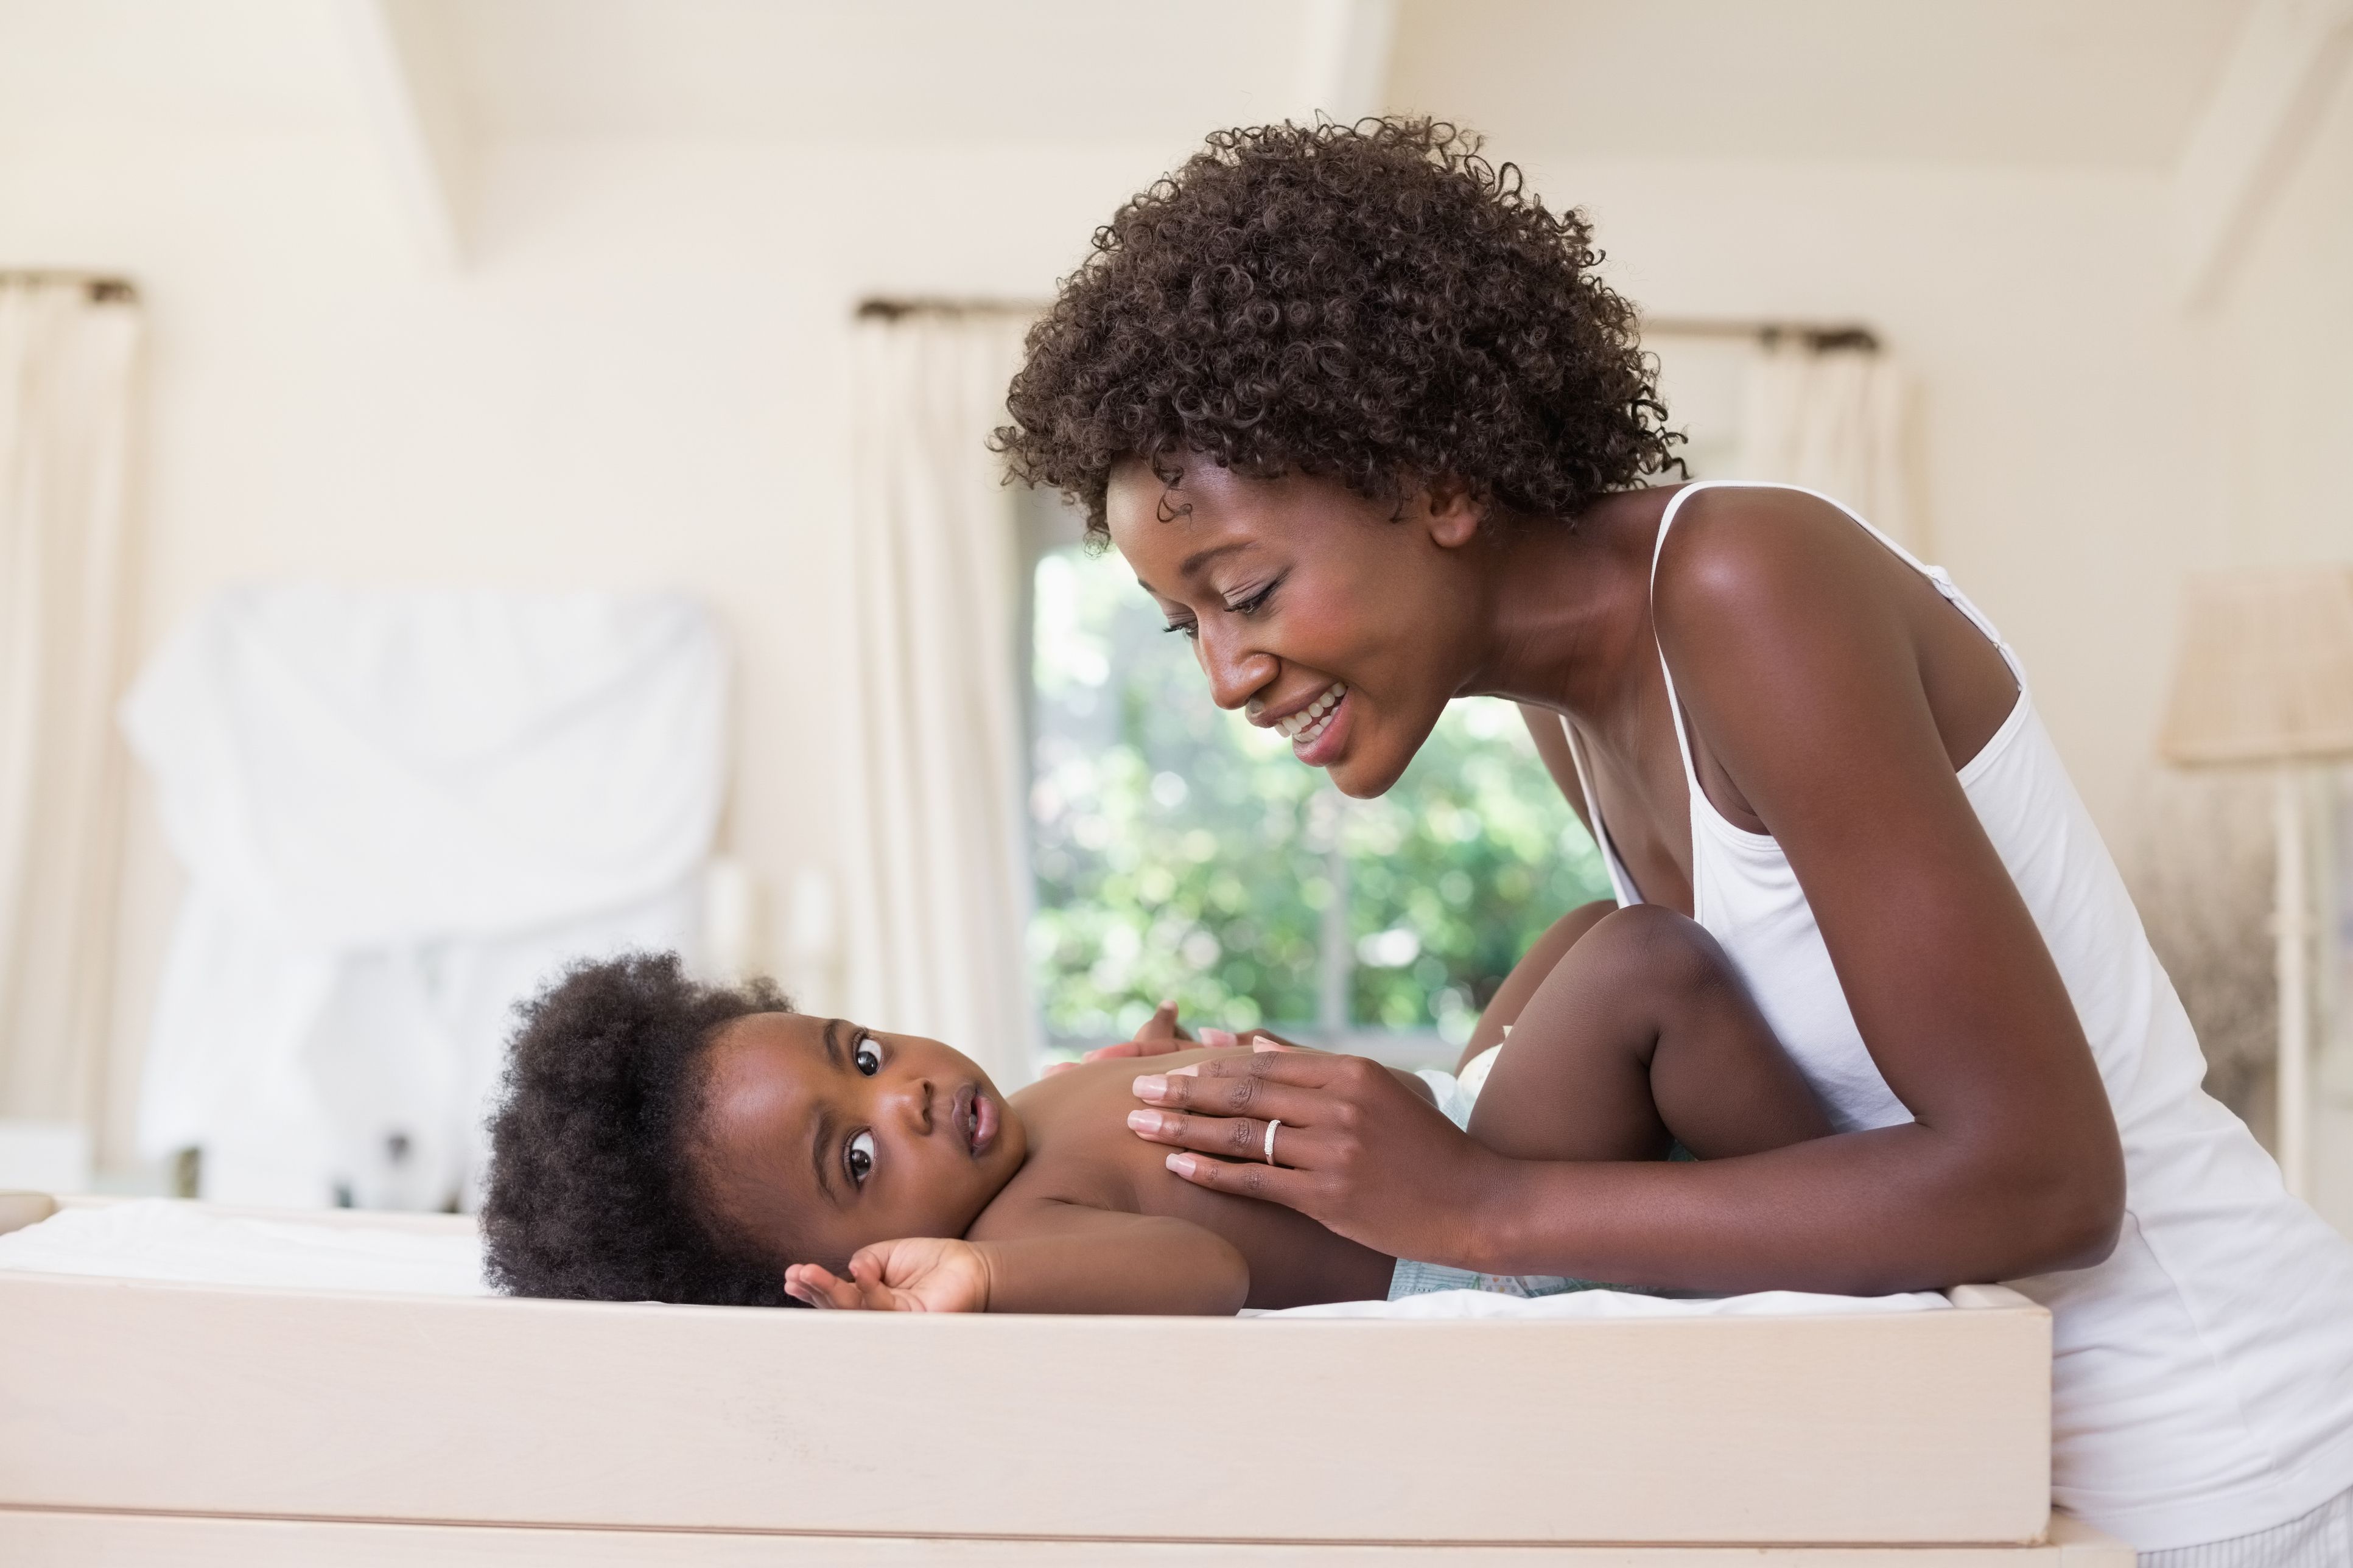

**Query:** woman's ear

left=1415, top=475, right=1486, bottom=550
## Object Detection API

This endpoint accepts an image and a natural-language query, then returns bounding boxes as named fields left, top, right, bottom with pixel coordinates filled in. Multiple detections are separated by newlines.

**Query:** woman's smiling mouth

left=1246, top=681, right=1351, bottom=765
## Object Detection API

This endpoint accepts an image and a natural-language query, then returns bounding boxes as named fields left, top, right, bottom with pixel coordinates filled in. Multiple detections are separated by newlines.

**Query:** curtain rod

left=855, top=297, right=1043, bottom=321
left=1643, top=317, right=1879, bottom=352
left=855, top=298, right=1878, bottom=352
left=1, top=270, right=139, bottom=304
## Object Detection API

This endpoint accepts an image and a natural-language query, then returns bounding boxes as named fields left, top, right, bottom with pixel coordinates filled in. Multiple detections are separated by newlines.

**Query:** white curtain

left=842, top=310, right=1039, bottom=1087
left=1736, top=337, right=1918, bottom=552
left=0, top=281, right=141, bottom=1135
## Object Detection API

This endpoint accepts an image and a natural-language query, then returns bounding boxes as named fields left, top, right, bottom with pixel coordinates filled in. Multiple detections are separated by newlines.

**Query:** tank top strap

left=1646, top=481, right=2029, bottom=803
left=1557, top=718, right=1641, bottom=908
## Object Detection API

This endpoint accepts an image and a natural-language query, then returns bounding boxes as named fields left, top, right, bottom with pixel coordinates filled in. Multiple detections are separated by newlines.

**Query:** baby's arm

left=786, top=1202, right=1247, bottom=1316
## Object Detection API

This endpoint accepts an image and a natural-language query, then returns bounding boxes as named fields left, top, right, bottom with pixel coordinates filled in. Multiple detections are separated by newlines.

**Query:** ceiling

left=1388, top=0, right=2256, bottom=169
left=0, top=0, right=2257, bottom=169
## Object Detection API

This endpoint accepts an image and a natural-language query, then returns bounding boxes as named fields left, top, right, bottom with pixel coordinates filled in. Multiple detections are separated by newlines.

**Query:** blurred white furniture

left=122, top=587, right=728, bottom=1209
left=0, top=1192, right=2129, bottom=1565
left=2161, top=567, right=2353, bottom=1196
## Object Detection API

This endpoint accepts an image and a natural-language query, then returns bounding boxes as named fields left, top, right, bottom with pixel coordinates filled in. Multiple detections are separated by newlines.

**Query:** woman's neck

left=1462, top=486, right=1671, bottom=726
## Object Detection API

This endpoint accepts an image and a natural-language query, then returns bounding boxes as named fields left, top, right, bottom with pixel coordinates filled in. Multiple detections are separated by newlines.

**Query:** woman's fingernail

left=1169, top=1064, right=1200, bottom=1077
left=1200, top=1027, right=1235, bottom=1046
left=1133, top=1074, right=1168, bottom=1103
left=1127, top=1109, right=1166, bottom=1135
left=1166, top=1153, right=1197, bottom=1177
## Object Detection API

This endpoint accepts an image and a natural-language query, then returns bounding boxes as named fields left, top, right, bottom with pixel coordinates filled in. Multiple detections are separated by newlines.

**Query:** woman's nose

left=1196, top=625, right=1275, bottom=712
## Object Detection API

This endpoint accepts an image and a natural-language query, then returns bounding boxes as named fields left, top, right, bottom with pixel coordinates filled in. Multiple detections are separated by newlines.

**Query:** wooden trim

left=1, top=1197, right=2057, bottom=1546
left=0, top=1282, right=2050, bottom=1542
left=0, top=1508, right=2137, bottom=1566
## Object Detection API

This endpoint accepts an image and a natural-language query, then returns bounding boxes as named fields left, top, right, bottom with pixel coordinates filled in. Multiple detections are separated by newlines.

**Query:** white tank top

left=1560, top=482, right=2353, bottom=1551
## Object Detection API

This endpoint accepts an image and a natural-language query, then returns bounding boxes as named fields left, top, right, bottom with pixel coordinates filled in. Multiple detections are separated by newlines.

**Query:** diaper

left=1388, top=1045, right=1679, bottom=1303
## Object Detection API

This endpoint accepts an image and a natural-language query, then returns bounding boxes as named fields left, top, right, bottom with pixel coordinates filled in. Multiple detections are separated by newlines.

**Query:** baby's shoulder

left=966, top=1147, right=1133, bottom=1241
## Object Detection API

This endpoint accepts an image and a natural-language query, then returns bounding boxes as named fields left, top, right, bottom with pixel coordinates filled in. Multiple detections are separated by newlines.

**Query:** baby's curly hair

left=480, top=952, right=798, bottom=1307
left=995, top=117, right=1682, bottom=537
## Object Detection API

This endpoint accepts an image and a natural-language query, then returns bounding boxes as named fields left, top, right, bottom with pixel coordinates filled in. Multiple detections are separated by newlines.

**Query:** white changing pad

left=0, top=1200, right=488, bottom=1296
left=1255, top=1288, right=1949, bottom=1320
left=0, top=1202, right=1949, bottom=1318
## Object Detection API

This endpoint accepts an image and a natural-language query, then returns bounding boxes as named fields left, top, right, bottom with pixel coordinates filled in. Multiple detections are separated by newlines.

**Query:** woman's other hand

left=1049, top=1000, right=1267, bottom=1072
left=1084, top=998, right=1195, bottom=1062
left=783, top=1236, right=991, bottom=1312
left=1042, top=999, right=1189, bottom=1074
left=1126, top=1041, right=1495, bottom=1266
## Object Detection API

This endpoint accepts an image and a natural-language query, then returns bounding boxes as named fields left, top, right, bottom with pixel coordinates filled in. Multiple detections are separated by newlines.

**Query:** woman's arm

left=1643, top=488, right=2123, bottom=1281
left=1131, top=491, right=2125, bottom=1295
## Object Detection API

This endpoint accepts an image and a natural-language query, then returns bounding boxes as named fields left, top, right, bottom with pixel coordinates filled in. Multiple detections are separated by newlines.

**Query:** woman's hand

left=783, top=1236, right=991, bottom=1312
left=1126, top=1041, right=1499, bottom=1267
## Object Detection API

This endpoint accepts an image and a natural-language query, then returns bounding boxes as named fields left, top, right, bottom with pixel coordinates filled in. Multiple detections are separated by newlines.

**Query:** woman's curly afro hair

left=995, top=117, right=1681, bottom=537
left=480, top=952, right=799, bottom=1307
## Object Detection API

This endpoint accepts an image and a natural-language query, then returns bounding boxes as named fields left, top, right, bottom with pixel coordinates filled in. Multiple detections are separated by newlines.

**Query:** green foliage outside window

left=1028, top=543, right=1611, bottom=1052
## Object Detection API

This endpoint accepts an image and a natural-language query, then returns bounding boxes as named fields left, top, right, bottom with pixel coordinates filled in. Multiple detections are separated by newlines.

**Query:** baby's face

left=693, top=1013, right=1027, bottom=1270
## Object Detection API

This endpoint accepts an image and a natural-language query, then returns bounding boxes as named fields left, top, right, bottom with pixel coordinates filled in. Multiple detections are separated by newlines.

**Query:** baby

left=482, top=905, right=1829, bottom=1314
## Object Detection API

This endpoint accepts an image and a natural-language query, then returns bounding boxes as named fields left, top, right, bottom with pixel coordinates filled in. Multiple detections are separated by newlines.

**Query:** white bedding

left=0, top=1201, right=488, bottom=1295
left=0, top=1201, right=1948, bottom=1318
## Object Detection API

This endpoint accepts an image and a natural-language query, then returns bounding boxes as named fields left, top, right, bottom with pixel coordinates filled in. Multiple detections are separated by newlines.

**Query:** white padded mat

left=0, top=1201, right=1949, bottom=1317
left=1256, top=1288, right=1949, bottom=1320
left=0, top=1200, right=488, bottom=1295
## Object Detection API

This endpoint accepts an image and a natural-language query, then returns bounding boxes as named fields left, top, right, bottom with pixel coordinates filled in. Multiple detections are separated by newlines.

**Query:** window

left=1023, top=497, right=1610, bottom=1068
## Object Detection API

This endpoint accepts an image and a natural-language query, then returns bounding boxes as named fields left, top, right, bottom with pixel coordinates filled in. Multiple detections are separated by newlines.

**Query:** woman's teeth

left=1277, top=682, right=1347, bottom=743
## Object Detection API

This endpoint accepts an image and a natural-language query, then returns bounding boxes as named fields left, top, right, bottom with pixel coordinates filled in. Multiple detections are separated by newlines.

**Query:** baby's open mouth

left=953, top=1083, right=997, bottom=1157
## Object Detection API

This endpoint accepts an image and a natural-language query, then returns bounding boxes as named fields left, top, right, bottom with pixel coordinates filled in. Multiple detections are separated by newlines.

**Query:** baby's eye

left=846, top=1130, right=876, bottom=1186
left=852, top=1035, right=882, bottom=1076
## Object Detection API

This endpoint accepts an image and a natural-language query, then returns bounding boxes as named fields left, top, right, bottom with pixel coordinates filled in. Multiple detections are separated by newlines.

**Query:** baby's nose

left=885, top=1077, right=934, bottom=1135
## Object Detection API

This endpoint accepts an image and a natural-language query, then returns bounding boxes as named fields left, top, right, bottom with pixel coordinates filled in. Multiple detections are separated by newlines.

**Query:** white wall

left=2202, top=59, right=2353, bottom=571
left=0, top=127, right=1178, bottom=1164
left=2198, top=60, right=2353, bottom=1229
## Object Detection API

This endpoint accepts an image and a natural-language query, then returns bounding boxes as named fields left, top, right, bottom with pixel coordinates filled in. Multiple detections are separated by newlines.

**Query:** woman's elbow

left=2011, top=1142, right=2126, bottom=1276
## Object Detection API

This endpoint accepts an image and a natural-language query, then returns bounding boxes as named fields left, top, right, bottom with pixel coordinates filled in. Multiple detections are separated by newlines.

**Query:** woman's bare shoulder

left=1652, top=485, right=1898, bottom=617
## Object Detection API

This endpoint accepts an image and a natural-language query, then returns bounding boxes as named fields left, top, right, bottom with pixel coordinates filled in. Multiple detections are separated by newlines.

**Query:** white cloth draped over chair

left=0, top=280, right=141, bottom=1141
left=123, top=587, right=728, bottom=1208
left=842, top=309, right=1039, bottom=1089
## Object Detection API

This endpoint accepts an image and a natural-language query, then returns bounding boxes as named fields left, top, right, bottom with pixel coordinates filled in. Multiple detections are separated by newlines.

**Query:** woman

left=994, top=121, right=2353, bottom=1563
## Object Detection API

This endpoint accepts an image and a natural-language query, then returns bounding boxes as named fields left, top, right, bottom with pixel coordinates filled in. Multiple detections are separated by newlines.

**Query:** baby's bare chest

left=992, top=1058, right=1394, bottom=1306
left=1003, top=1058, right=1218, bottom=1215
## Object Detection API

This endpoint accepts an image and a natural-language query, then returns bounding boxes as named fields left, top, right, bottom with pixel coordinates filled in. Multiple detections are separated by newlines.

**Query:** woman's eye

left=1162, top=619, right=1199, bottom=640
left=1227, top=580, right=1279, bottom=617
left=853, top=1037, right=882, bottom=1076
left=846, top=1130, right=876, bottom=1186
